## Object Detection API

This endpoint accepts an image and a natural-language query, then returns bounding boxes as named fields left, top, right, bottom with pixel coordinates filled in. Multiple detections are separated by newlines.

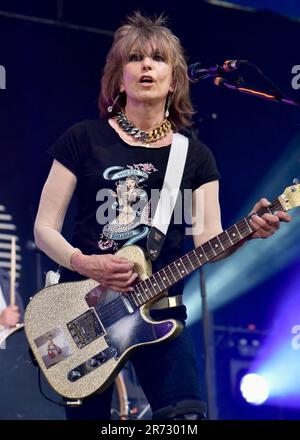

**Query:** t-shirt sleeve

left=47, top=121, right=89, bottom=176
left=189, top=139, right=221, bottom=191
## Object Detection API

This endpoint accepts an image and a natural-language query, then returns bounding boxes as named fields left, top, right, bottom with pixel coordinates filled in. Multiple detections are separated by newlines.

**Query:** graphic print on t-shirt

left=97, top=162, right=158, bottom=251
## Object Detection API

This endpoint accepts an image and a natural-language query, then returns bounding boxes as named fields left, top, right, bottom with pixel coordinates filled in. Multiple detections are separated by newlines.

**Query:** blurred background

left=0, top=0, right=300, bottom=420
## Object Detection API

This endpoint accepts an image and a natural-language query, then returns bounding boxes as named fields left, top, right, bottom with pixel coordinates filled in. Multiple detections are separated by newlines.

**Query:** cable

left=37, top=367, right=67, bottom=407
left=246, top=61, right=287, bottom=99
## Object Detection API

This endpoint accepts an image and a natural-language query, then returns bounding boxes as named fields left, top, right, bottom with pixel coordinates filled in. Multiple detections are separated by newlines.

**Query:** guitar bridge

left=67, top=308, right=105, bottom=349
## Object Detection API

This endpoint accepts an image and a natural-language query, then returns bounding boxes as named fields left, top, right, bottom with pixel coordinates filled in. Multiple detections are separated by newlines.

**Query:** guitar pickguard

left=66, top=289, right=175, bottom=383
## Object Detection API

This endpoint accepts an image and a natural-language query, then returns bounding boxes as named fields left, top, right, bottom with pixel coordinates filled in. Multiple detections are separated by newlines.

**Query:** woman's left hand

left=249, top=198, right=292, bottom=239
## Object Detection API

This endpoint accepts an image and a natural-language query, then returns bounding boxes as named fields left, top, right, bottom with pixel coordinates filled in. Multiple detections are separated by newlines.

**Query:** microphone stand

left=193, top=65, right=299, bottom=421
left=27, top=206, right=44, bottom=292
left=35, top=249, right=43, bottom=292
left=199, top=266, right=218, bottom=420
left=26, top=240, right=43, bottom=292
left=213, top=76, right=300, bottom=108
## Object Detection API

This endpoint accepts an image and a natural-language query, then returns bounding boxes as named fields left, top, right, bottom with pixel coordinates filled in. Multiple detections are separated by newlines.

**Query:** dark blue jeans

left=65, top=308, right=204, bottom=420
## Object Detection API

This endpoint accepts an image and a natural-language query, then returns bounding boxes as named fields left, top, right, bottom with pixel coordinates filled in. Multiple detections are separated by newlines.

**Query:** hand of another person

left=249, top=198, right=292, bottom=239
left=0, top=305, right=20, bottom=327
left=70, top=252, right=138, bottom=292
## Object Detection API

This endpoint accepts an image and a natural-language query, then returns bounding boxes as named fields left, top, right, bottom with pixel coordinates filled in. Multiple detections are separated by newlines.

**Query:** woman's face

left=126, top=178, right=136, bottom=189
left=120, top=43, right=174, bottom=107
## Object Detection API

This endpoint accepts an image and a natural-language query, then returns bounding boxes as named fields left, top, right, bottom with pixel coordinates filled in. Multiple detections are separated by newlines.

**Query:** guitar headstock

left=278, top=180, right=300, bottom=211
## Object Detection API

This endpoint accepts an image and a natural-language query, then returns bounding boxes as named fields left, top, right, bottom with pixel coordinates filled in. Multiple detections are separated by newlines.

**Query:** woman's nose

left=142, top=56, right=153, bottom=70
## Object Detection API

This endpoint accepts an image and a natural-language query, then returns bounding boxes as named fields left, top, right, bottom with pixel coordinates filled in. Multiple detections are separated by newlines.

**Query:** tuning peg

left=292, top=178, right=299, bottom=185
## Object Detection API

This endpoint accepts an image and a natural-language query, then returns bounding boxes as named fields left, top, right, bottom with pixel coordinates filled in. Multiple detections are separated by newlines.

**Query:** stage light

left=240, top=373, right=269, bottom=405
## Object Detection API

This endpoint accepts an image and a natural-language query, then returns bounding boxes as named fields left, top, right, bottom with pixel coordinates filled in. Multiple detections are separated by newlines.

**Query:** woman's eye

left=129, top=53, right=141, bottom=62
left=153, top=53, right=164, bottom=61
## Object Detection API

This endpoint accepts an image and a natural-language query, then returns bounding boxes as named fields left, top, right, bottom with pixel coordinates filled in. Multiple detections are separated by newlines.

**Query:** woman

left=34, top=12, right=290, bottom=419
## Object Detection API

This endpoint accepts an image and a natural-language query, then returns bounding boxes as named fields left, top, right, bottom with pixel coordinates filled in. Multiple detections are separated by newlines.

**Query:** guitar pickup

left=67, top=308, right=105, bottom=349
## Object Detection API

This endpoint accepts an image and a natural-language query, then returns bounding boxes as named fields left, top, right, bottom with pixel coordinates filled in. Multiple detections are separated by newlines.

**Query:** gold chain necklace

left=116, top=111, right=171, bottom=144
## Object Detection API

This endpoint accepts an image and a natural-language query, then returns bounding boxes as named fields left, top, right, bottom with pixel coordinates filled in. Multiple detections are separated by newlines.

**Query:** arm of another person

left=0, top=306, right=20, bottom=327
left=34, top=159, right=137, bottom=292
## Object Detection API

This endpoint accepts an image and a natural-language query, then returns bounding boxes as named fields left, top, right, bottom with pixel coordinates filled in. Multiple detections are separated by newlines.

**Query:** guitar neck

left=128, top=197, right=284, bottom=307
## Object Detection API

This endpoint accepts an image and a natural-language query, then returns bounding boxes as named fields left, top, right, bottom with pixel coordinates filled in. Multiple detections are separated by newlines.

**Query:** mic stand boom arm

left=214, top=76, right=300, bottom=108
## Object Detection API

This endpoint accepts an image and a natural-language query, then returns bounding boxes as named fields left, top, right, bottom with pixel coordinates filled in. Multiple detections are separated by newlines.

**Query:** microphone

left=188, top=59, right=248, bottom=81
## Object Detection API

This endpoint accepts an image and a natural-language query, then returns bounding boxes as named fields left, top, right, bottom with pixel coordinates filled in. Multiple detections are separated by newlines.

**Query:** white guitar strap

left=147, top=132, right=189, bottom=261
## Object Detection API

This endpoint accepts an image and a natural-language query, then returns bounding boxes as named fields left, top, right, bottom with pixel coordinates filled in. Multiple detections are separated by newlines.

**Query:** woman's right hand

left=70, top=252, right=138, bottom=293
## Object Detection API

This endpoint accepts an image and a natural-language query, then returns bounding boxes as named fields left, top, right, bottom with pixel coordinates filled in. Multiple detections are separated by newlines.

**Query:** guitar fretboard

left=128, top=198, right=283, bottom=307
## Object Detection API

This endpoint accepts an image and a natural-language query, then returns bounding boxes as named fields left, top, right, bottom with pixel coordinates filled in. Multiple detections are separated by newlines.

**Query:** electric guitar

left=24, top=184, right=300, bottom=399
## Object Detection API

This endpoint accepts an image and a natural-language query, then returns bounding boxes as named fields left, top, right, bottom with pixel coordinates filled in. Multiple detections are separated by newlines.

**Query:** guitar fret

left=177, top=258, right=189, bottom=275
left=234, top=224, right=243, bottom=239
left=133, top=287, right=143, bottom=306
left=143, top=278, right=154, bottom=299
left=161, top=268, right=171, bottom=287
left=175, top=259, right=185, bottom=275
left=187, top=255, right=195, bottom=270
left=208, top=240, right=217, bottom=256
left=157, top=271, right=168, bottom=289
left=210, top=237, right=222, bottom=253
left=218, top=231, right=231, bottom=249
left=140, top=283, right=150, bottom=302
left=191, top=250, right=201, bottom=266
left=181, top=258, right=188, bottom=273
left=217, top=235, right=225, bottom=251
left=172, top=261, right=182, bottom=280
left=217, top=236, right=224, bottom=248
left=200, top=245, right=209, bottom=261
left=192, top=249, right=202, bottom=265
left=186, top=254, right=196, bottom=271
left=135, top=284, right=147, bottom=304
left=225, top=229, right=234, bottom=245
left=152, top=273, right=165, bottom=291
left=202, top=242, right=214, bottom=260
left=148, top=276, right=160, bottom=295
left=165, top=266, right=177, bottom=284
left=139, top=282, right=150, bottom=301
left=239, top=219, right=252, bottom=238
left=129, top=290, right=140, bottom=307
left=227, top=225, right=240, bottom=243
left=245, top=217, right=253, bottom=233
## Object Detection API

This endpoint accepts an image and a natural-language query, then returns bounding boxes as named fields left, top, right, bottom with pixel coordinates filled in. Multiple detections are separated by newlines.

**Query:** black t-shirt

left=48, top=119, right=220, bottom=296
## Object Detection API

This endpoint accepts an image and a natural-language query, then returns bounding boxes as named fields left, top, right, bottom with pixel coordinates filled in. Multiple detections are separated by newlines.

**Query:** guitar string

left=133, top=202, right=279, bottom=301
left=95, top=297, right=126, bottom=320
left=90, top=200, right=280, bottom=320
left=95, top=296, right=122, bottom=313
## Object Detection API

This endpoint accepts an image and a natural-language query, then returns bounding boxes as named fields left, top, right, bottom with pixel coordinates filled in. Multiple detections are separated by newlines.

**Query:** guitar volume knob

left=68, top=369, right=82, bottom=382
left=88, top=358, right=100, bottom=368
